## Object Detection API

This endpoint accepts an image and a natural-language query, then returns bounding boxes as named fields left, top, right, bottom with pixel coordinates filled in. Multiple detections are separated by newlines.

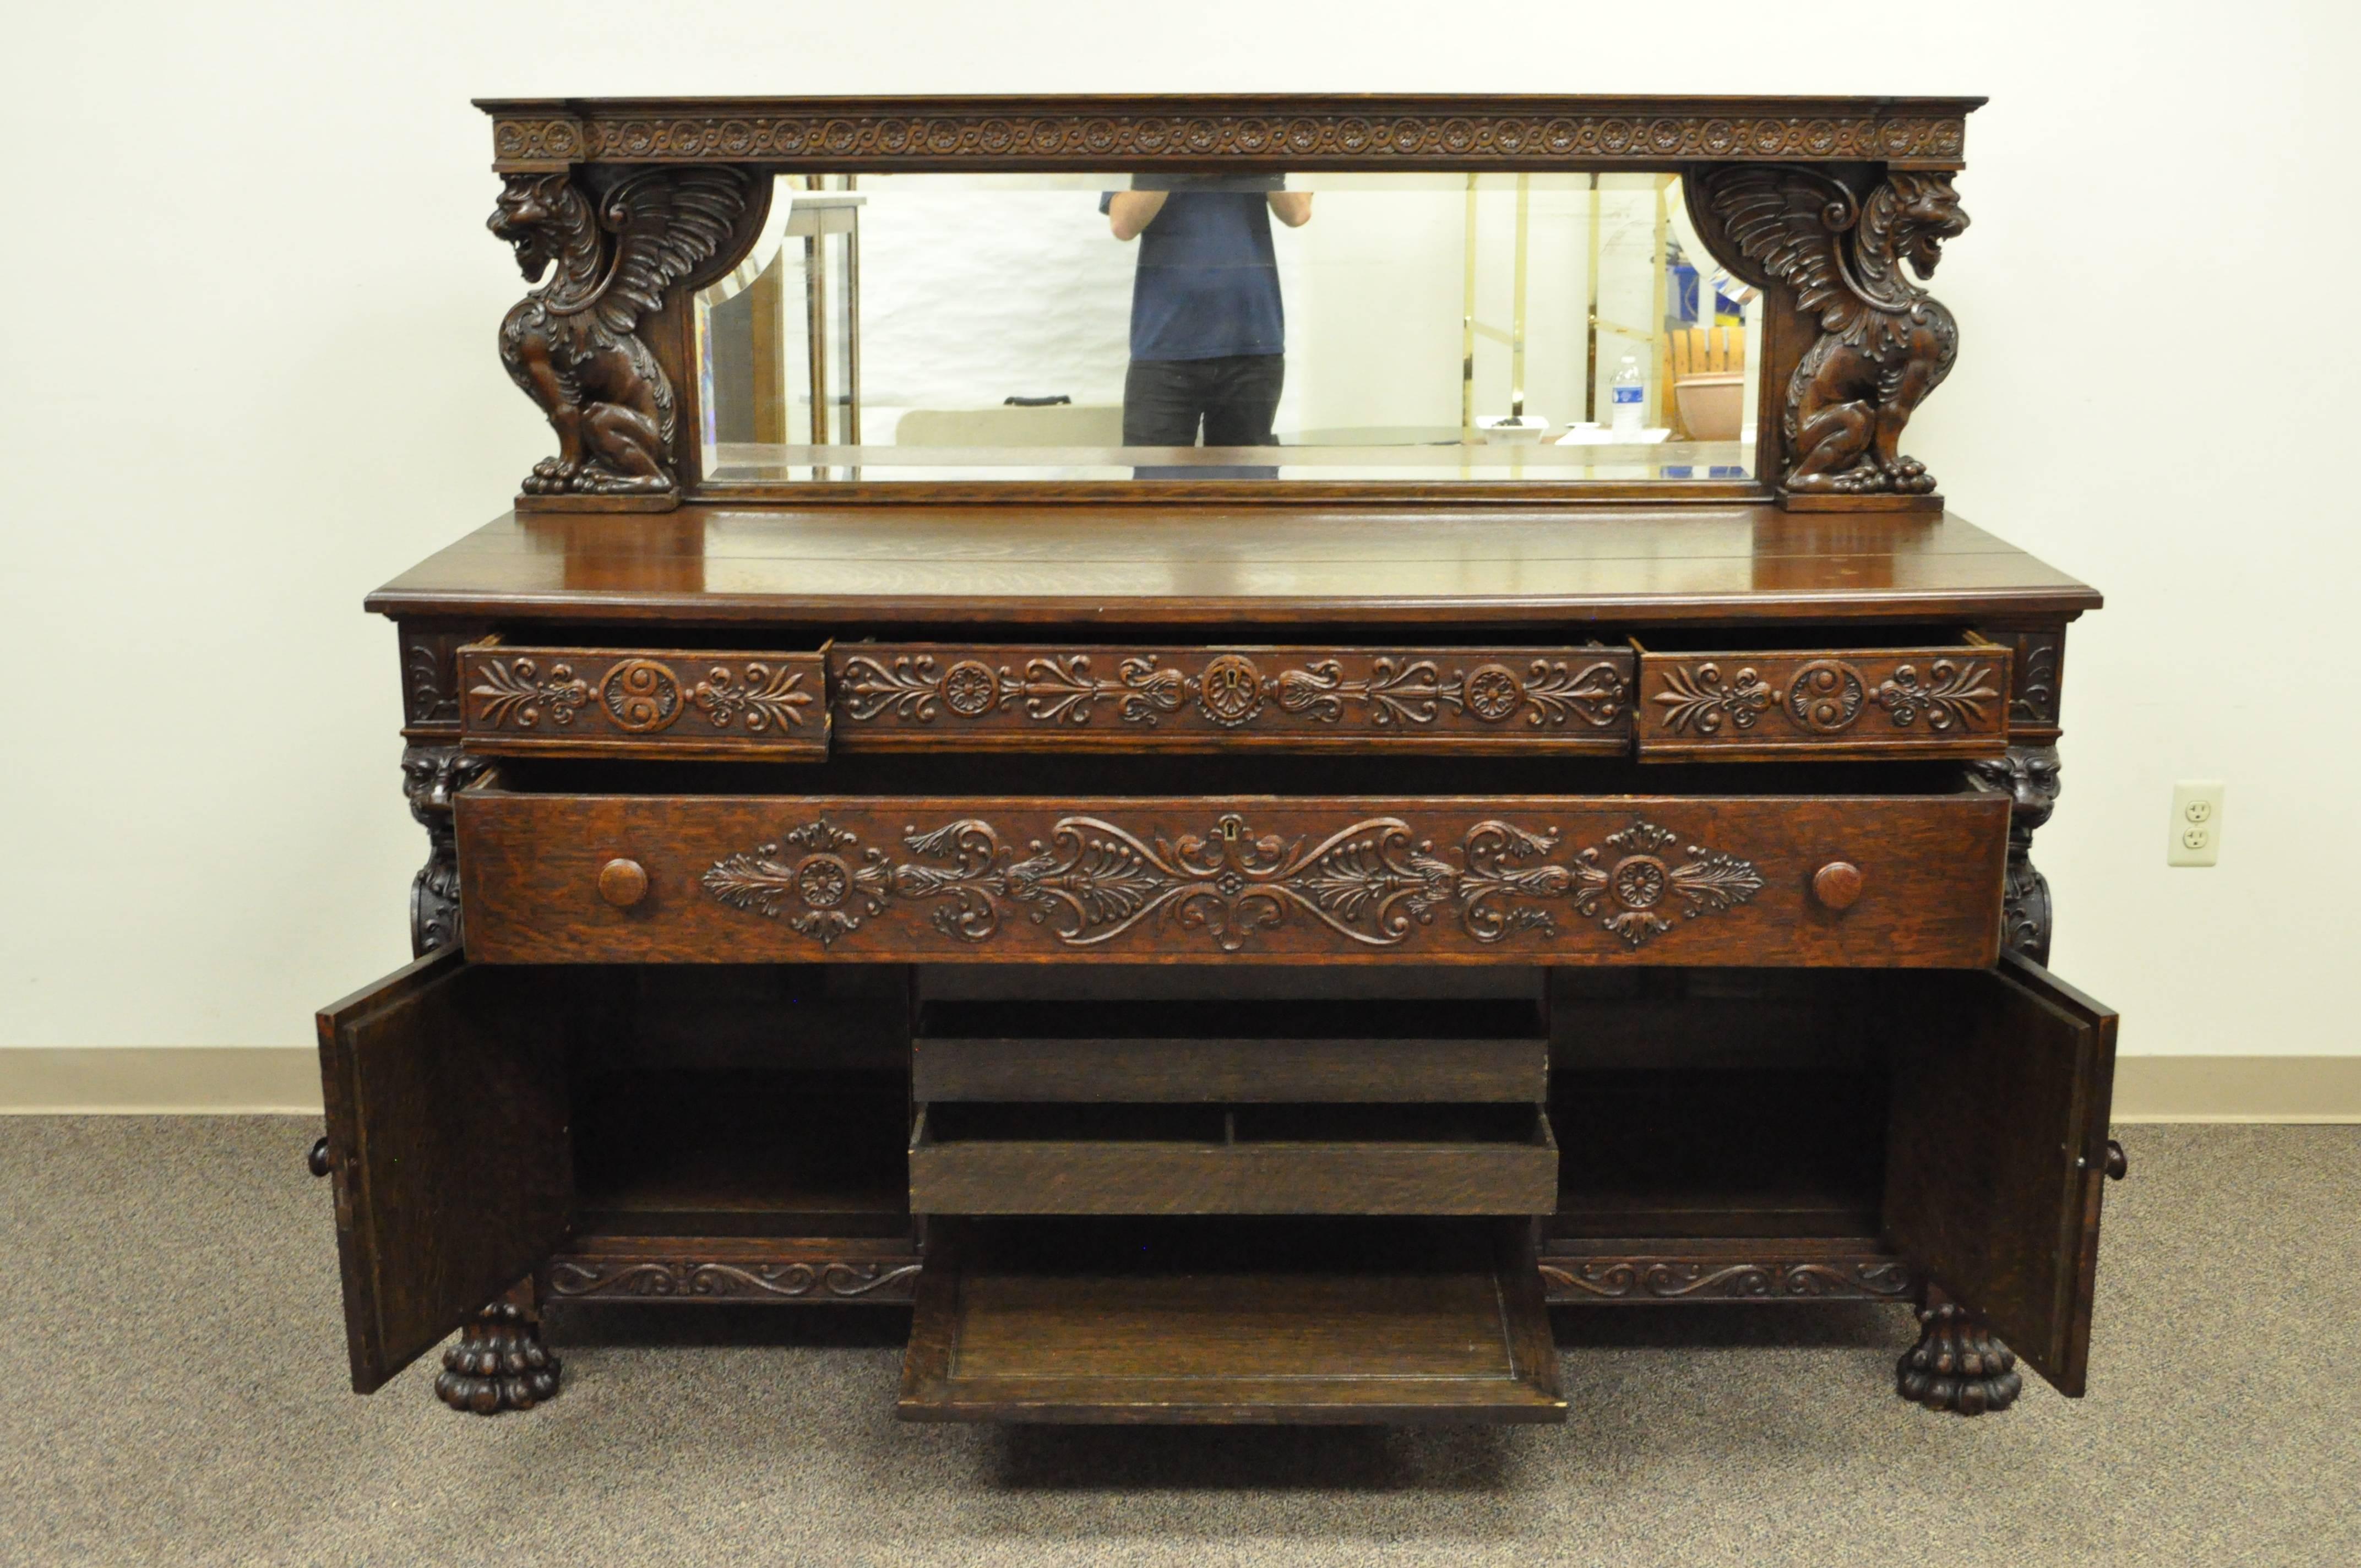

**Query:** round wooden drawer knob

left=597, top=858, right=649, bottom=908
left=1811, top=861, right=1864, bottom=911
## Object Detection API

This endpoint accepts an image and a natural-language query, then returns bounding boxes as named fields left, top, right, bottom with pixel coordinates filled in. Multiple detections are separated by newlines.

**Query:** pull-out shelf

left=897, top=1219, right=1565, bottom=1425
left=909, top=1101, right=1559, bottom=1216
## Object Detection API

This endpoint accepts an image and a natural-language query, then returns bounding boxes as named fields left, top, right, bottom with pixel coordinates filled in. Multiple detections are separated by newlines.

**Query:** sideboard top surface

left=367, top=507, right=2099, bottom=627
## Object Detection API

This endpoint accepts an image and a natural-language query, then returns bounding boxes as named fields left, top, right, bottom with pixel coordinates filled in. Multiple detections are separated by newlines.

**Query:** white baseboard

left=2, top=1049, right=2358, bottom=1121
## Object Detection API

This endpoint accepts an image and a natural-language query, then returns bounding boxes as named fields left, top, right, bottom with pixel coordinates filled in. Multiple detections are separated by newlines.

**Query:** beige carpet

left=1, top=1118, right=2355, bottom=1567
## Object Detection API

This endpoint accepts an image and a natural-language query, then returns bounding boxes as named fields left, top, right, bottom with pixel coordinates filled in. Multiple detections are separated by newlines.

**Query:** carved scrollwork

left=835, top=650, right=1627, bottom=736
left=1694, top=165, right=1967, bottom=499
left=689, top=662, right=813, bottom=731
left=489, top=166, right=763, bottom=504
left=1652, top=662, right=1773, bottom=736
left=546, top=1257, right=923, bottom=1302
left=1875, top=659, right=2000, bottom=731
left=467, top=657, right=590, bottom=729
left=1540, top=1257, right=1914, bottom=1302
left=702, top=811, right=1760, bottom=954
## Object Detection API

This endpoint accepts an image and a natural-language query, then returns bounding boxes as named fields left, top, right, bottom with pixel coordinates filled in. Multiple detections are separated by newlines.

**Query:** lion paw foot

left=520, top=459, right=579, bottom=496
left=1897, top=1302, right=2020, bottom=1415
left=1886, top=457, right=1937, bottom=495
left=1831, top=465, right=1891, bottom=496
left=434, top=1300, right=560, bottom=1414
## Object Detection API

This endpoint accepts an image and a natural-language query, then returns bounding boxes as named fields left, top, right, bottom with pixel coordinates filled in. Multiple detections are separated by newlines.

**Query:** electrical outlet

left=2168, top=780, right=2224, bottom=867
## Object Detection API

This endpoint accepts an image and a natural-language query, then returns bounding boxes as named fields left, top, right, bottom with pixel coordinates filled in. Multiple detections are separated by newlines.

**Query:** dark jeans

left=1122, top=354, right=1285, bottom=447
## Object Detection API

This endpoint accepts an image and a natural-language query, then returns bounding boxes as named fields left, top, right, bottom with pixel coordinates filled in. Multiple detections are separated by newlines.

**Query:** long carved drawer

left=459, top=643, right=829, bottom=761
left=453, top=783, right=2008, bottom=966
left=829, top=644, right=1632, bottom=753
left=1633, top=636, right=2012, bottom=762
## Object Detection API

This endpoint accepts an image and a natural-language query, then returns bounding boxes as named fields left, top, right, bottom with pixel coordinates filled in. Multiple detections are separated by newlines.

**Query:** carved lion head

left=1885, top=172, right=1970, bottom=280
left=487, top=173, right=575, bottom=283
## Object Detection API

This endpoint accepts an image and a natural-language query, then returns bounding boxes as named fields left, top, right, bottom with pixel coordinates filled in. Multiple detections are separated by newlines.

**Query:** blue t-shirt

left=1100, top=187, right=1285, bottom=362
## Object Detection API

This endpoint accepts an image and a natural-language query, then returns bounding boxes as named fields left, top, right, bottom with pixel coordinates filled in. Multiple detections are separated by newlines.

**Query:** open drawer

left=910, top=1101, right=1558, bottom=1215
left=454, top=776, right=2009, bottom=967
left=459, top=640, right=831, bottom=761
left=897, top=1218, right=1565, bottom=1424
left=829, top=643, right=1632, bottom=754
left=913, top=995, right=1549, bottom=1104
left=1631, top=631, right=2013, bottom=763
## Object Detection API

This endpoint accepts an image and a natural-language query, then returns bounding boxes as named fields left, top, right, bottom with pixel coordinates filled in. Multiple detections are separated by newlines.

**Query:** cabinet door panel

left=314, top=951, right=574, bottom=1392
left=1884, top=953, right=2119, bottom=1396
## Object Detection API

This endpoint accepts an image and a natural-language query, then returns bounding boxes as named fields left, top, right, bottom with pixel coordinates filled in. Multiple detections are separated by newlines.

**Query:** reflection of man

left=1101, top=175, right=1313, bottom=448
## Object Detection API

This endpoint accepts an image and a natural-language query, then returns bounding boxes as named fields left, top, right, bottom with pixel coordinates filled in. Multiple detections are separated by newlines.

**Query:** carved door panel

left=1883, top=952, right=2120, bottom=1396
left=314, top=950, right=574, bottom=1392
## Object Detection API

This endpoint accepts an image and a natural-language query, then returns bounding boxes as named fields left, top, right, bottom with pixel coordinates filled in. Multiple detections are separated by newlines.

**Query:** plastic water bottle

left=1610, top=356, right=1645, bottom=437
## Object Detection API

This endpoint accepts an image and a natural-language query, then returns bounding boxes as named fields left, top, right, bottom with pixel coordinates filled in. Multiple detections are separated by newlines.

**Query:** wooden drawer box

left=913, top=997, right=1549, bottom=1104
left=459, top=643, right=829, bottom=761
left=907, top=1102, right=1559, bottom=1216
left=899, top=1218, right=1564, bottom=1424
left=454, top=784, right=2009, bottom=967
left=830, top=643, right=1633, bottom=754
left=1633, top=635, right=2012, bottom=763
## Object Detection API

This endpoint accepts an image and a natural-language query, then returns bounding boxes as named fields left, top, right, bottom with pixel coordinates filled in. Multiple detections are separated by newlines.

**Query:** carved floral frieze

left=702, top=812, right=1762, bottom=954
left=461, top=649, right=818, bottom=749
left=1647, top=655, right=2002, bottom=744
left=491, top=109, right=1966, bottom=170
left=835, top=650, right=1626, bottom=738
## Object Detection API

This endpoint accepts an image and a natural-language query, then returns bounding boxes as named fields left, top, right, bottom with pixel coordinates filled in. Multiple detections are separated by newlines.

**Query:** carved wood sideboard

left=313, top=93, right=2123, bottom=1428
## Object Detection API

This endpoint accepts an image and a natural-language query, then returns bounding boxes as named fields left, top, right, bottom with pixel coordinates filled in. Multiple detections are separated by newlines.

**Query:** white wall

left=2, top=0, right=2354, bottom=1054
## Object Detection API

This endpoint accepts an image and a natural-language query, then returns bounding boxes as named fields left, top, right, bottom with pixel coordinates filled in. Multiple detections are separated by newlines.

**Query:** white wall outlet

left=2167, top=780, right=2225, bottom=867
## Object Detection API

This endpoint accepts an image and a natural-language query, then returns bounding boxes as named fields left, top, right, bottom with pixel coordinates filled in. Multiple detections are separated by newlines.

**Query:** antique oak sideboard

left=312, top=93, right=2124, bottom=1427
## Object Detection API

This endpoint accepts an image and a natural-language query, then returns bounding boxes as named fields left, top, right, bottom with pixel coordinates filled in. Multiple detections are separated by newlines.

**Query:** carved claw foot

left=434, top=1299, right=561, bottom=1414
left=521, top=458, right=577, bottom=495
left=1830, top=463, right=1892, bottom=495
left=1884, top=456, right=1937, bottom=494
left=1898, top=1302, right=2021, bottom=1415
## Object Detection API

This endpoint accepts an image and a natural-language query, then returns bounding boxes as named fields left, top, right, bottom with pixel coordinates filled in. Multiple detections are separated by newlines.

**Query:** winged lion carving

left=488, top=168, right=759, bottom=502
left=1695, top=167, right=1968, bottom=498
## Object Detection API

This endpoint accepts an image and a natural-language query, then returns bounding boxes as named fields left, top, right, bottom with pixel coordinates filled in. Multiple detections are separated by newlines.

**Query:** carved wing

left=1700, top=168, right=1867, bottom=341
left=592, top=169, right=755, bottom=336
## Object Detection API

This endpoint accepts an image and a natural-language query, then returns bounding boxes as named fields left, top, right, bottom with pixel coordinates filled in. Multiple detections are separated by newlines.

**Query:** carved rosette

left=1897, top=1302, right=2021, bottom=1415
left=836, top=651, right=1627, bottom=736
left=701, top=813, right=1761, bottom=955
left=546, top=1258, right=923, bottom=1302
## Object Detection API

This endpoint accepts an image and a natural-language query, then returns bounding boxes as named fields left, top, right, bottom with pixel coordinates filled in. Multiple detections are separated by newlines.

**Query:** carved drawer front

left=458, top=643, right=829, bottom=761
left=909, top=1103, right=1558, bottom=1216
left=1633, top=637, right=2012, bottom=762
left=829, top=644, right=1633, bottom=753
left=454, top=784, right=2009, bottom=967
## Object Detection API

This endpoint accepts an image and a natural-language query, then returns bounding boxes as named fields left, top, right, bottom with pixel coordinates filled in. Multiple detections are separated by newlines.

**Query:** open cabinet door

left=1884, top=951, right=2120, bottom=1397
left=315, top=950, right=573, bottom=1393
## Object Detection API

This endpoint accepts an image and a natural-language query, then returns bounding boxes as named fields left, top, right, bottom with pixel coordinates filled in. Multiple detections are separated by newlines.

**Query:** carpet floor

left=0, top=1118, right=2354, bottom=1567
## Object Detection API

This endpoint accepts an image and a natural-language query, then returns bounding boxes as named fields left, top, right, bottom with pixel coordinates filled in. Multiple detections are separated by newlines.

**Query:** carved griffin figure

left=488, top=168, right=755, bottom=500
left=1699, top=168, right=1969, bottom=497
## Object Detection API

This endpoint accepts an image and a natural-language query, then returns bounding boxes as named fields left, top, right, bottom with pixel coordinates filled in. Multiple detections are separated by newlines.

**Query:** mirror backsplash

left=694, top=172, right=1761, bottom=484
